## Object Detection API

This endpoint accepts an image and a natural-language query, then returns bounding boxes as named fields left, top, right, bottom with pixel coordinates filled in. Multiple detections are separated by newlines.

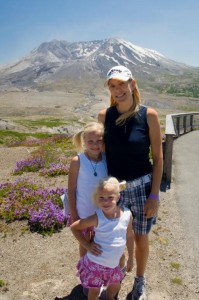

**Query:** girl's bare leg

left=88, top=287, right=101, bottom=300
left=106, top=283, right=120, bottom=300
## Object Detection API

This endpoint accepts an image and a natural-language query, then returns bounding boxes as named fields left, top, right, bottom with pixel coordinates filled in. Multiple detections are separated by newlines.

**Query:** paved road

left=172, top=130, right=199, bottom=278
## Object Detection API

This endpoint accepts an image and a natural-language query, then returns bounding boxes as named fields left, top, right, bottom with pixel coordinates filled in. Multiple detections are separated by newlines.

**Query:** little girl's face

left=84, top=130, right=104, bottom=158
left=97, top=185, right=119, bottom=213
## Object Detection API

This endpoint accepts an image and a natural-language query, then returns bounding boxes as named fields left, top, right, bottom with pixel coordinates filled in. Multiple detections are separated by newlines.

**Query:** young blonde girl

left=70, top=177, right=134, bottom=300
left=68, top=121, right=107, bottom=258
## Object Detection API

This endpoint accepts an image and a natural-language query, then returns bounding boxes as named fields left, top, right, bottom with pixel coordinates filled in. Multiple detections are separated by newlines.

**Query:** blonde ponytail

left=119, top=180, right=127, bottom=192
left=72, top=131, right=84, bottom=152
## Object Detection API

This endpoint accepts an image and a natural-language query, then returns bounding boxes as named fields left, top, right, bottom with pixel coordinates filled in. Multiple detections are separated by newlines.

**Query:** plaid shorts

left=119, top=173, right=156, bottom=235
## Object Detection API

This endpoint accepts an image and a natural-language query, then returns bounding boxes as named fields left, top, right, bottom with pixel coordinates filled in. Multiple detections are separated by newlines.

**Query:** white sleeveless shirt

left=87, top=207, right=131, bottom=268
left=76, top=153, right=107, bottom=219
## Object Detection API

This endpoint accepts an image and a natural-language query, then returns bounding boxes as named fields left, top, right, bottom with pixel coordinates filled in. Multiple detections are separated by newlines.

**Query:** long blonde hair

left=72, top=121, right=104, bottom=152
left=92, top=177, right=126, bottom=206
left=109, top=79, right=141, bottom=125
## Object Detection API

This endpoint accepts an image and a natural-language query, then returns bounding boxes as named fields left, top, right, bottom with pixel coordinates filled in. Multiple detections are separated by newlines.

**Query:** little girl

left=68, top=121, right=107, bottom=257
left=70, top=177, right=134, bottom=300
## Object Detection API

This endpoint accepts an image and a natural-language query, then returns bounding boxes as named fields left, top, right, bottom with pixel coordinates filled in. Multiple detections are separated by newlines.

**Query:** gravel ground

left=0, top=146, right=198, bottom=300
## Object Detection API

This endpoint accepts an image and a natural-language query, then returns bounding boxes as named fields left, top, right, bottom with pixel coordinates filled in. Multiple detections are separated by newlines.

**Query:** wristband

left=149, top=193, right=159, bottom=200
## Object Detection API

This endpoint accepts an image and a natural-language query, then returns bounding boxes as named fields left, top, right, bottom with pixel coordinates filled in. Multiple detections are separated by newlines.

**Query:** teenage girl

left=68, top=121, right=107, bottom=257
left=70, top=177, right=134, bottom=300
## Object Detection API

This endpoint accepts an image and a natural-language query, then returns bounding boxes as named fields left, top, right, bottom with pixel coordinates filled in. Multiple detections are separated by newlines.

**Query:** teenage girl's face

left=108, top=79, right=135, bottom=105
left=83, top=130, right=104, bottom=159
left=97, top=185, right=119, bottom=215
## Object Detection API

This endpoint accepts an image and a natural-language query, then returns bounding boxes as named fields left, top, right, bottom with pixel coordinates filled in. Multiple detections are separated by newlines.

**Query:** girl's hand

left=87, top=242, right=102, bottom=256
left=126, top=258, right=134, bottom=272
left=144, top=198, right=159, bottom=218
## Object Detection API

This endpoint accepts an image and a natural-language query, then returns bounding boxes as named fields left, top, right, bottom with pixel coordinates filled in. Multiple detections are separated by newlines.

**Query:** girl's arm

left=145, top=107, right=163, bottom=218
left=126, top=214, right=134, bottom=272
left=70, top=214, right=102, bottom=256
left=68, top=155, right=80, bottom=222
left=98, top=108, right=107, bottom=124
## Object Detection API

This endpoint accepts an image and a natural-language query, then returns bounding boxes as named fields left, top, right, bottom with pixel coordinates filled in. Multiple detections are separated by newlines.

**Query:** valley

left=0, top=90, right=199, bottom=135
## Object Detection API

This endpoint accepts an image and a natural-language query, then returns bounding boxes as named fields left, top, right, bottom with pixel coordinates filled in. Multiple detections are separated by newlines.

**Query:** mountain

left=0, top=37, right=199, bottom=97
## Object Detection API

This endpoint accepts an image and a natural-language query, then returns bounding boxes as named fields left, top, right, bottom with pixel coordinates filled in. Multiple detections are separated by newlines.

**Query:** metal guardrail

left=163, top=112, right=199, bottom=183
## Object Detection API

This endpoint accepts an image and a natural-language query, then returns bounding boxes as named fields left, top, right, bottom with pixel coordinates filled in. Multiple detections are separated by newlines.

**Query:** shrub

left=39, top=163, right=70, bottom=177
left=29, top=200, right=65, bottom=235
left=0, top=180, right=66, bottom=235
left=13, top=158, right=45, bottom=174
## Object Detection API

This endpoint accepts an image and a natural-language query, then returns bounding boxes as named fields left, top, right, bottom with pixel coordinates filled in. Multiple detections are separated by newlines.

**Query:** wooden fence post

left=190, top=115, right=193, bottom=131
left=163, top=134, right=174, bottom=182
left=183, top=116, right=187, bottom=133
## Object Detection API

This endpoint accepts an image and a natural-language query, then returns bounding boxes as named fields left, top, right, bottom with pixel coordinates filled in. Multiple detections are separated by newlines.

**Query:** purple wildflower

left=13, top=158, right=45, bottom=174
left=39, top=163, right=70, bottom=177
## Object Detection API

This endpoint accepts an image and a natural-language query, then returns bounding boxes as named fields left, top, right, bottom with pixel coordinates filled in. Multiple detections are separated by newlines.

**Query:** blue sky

left=0, top=0, right=199, bottom=67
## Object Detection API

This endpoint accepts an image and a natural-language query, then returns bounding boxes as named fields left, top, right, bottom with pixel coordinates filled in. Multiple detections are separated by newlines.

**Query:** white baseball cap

left=106, top=65, right=133, bottom=81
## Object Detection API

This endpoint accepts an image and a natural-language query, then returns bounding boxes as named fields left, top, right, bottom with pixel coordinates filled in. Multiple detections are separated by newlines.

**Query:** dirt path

left=0, top=146, right=198, bottom=300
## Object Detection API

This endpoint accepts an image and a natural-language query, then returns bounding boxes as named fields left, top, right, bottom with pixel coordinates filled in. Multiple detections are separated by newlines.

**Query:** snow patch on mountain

left=121, top=38, right=165, bottom=59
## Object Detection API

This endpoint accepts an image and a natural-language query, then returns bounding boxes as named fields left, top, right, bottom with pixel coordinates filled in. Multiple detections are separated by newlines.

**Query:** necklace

left=89, top=159, right=98, bottom=176
left=86, top=153, right=99, bottom=176
left=86, top=153, right=106, bottom=177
